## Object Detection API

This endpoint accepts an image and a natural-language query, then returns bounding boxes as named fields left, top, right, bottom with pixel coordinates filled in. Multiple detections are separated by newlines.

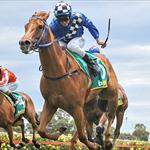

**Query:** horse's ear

left=46, top=11, right=50, bottom=19
left=32, top=11, right=37, bottom=17
left=48, top=11, right=50, bottom=17
left=43, top=11, right=50, bottom=21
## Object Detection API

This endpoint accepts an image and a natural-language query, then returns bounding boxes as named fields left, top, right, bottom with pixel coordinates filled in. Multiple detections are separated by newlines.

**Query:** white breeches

left=59, top=36, right=86, bottom=57
left=0, top=80, right=18, bottom=93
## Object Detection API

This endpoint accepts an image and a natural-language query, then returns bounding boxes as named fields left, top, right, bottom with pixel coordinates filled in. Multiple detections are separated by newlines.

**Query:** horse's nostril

left=19, top=40, right=31, bottom=46
left=25, top=40, right=31, bottom=46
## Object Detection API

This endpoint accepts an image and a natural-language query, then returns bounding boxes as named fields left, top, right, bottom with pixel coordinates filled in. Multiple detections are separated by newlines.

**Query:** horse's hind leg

left=5, top=125, right=15, bottom=147
left=20, top=119, right=29, bottom=143
left=86, top=121, right=94, bottom=142
left=102, top=87, right=118, bottom=150
left=72, top=106, right=100, bottom=150
left=38, top=101, right=65, bottom=140
left=113, top=107, right=125, bottom=142
left=14, top=119, right=30, bottom=143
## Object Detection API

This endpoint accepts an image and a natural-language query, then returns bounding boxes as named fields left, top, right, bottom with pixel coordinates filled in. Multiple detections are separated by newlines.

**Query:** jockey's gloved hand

left=96, top=38, right=106, bottom=48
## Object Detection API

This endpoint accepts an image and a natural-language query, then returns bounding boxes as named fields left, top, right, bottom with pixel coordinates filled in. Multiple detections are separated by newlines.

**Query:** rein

left=31, top=16, right=80, bottom=80
left=43, top=68, right=80, bottom=80
left=32, top=16, right=60, bottom=49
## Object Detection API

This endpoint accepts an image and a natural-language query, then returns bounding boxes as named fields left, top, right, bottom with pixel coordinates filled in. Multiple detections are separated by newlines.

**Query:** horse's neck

left=39, top=29, right=66, bottom=77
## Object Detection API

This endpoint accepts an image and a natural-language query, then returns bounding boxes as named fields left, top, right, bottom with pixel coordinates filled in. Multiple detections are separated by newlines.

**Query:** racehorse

left=0, top=92, right=39, bottom=148
left=19, top=11, right=118, bottom=150
left=71, top=84, right=128, bottom=150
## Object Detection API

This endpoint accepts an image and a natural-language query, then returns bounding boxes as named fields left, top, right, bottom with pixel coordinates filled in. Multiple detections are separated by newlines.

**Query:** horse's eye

left=38, top=25, right=43, bottom=30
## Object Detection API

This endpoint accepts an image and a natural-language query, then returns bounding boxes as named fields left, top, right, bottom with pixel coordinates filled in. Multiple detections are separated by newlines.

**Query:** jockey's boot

left=8, top=92, right=17, bottom=105
left=83, top=54, right=99, bottom=77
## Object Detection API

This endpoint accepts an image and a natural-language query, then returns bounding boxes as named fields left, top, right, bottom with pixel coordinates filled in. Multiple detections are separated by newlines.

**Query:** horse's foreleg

left=38, top=101, right=63, bottom=140
left=73, top=106, right=100, bottom=150
left=70, top=131, right=78, bottom=150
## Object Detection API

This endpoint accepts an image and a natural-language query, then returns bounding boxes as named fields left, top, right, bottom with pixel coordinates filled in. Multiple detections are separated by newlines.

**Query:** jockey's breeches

left=59, top=36, right=86, bottom=57
left=0, top=80, right=18, bottom=93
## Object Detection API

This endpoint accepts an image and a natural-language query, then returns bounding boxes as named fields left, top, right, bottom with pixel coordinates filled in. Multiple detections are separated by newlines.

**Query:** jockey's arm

left=82, top=14, right=106, bottom=48
left=81, top=13, right=99, bottom=40
left=0, top=69, right=9, bottom=86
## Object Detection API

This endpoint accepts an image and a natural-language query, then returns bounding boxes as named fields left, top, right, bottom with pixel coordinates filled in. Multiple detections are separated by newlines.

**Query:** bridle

left=27, top=16, right=80, bottom=80
left=30, top=16, right=62, bottom=51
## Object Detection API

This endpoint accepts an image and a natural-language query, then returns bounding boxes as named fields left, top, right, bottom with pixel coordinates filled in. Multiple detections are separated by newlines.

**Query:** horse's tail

left=35, top=112, right=40, bottom=125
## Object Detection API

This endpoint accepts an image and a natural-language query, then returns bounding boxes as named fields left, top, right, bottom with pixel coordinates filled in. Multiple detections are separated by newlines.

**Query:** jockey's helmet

left=54, top=1, right=72, bottom=18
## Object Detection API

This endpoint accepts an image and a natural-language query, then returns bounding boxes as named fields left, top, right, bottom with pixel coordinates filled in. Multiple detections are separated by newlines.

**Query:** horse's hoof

left=22, top=138, right=30, bottom=143
left=96, top=126, right=105, bottom=135
left=35, top=143, right=40, bottom=149
left=105, top=141, right=113, bottom=150
left=94, top=136, right=102, bottom=145
left=10, top=143, right=16, bottom=148
left=59, top=126, right=67, bottom=133
left=16, top=142, right=25, bottom=149
left=32, top=140, right=40, bottom=149
left=70, top=145, right=77, bottom=150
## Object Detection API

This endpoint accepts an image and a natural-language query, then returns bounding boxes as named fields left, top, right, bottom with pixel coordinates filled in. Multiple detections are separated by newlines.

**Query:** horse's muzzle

left=19, top=39, right=32, bottom=54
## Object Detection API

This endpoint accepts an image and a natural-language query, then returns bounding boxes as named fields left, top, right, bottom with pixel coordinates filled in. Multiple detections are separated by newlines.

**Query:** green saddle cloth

left=67, top=50, right=108, bottom=89
left=0, top=91, right=25, bottom=118
left=12, top=92, right=26, bottom=118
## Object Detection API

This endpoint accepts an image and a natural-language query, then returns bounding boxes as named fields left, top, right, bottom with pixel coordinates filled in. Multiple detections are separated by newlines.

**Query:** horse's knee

left=105, top=132, right=111, bottom=139
left=78, top=135, right=87, bottom=143
left=114, top=129, right=120, bottom=139
left=108, top=112, right=115, bottom=120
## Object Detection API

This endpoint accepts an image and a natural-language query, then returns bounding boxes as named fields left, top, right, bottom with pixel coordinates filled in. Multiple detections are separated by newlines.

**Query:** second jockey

left=50, top=1, right=106, bottom=77
left=0, top=65, right=18, bottom=105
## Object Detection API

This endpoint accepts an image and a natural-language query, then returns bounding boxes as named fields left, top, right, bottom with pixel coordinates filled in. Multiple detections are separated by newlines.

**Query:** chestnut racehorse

left=71, top=84, right=128, bottom=150
left=0, top=92, right=39, bottom=148
left=19, top=11, right=118, bottom=150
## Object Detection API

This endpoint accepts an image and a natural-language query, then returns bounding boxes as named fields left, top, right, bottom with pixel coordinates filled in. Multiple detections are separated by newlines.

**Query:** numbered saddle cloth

left=67, top=50, right=108, bottom=89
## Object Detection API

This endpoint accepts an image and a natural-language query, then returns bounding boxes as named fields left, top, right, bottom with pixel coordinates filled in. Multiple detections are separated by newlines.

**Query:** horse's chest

left=49, top=94, right=67, bottom=107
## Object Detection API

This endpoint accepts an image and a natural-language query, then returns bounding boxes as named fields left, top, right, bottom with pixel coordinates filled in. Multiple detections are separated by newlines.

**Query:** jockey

left=0, top=65, right=18, bottom=104
left=50, top=1, right=106, bottom=76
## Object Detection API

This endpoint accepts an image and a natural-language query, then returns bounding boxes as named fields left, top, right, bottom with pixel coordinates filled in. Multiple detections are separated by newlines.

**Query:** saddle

left=67, top=47, right=108, bottom=90
left=0, top=91, right=26, bottom=118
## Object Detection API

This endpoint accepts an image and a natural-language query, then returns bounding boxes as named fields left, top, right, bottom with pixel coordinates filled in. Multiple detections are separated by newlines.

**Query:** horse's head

left=19, top=11, right=50, bottom=54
